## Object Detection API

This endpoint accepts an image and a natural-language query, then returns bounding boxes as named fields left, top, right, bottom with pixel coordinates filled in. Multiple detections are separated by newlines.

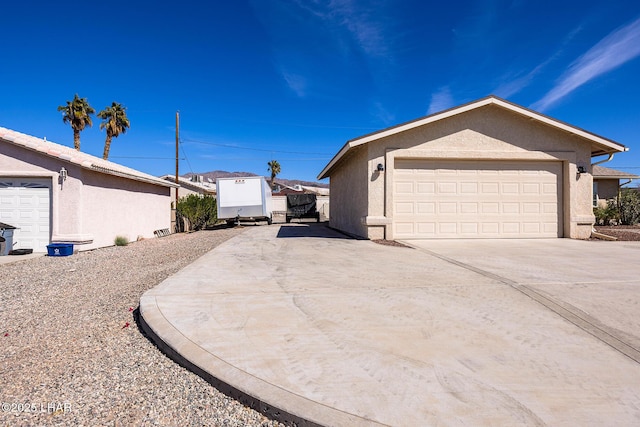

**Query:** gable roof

left=0, top=127, right=177, bottom=188
left=318, top=95, right=628, bottom=180
left=592, top=165, right=639, bottom=180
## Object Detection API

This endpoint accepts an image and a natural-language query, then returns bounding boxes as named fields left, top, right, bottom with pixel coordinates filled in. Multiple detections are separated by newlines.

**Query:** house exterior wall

left=171, top=186, right=203, bottom=200
left=316, top=196, right=330, bottom=220
left=80, top=169, right=171, bottom=249
left=271, top=196, right=287, bottom=212
left=328, top=146, right=369, bottom=237
left=330, top=105, right=595, bottom=240
left=0, top=140, right=172, bottom=251
left=594, top=179, right=619, bottom=206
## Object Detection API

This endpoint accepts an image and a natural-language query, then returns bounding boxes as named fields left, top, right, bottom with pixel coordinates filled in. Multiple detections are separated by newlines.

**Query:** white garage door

left=393, top=160, right=562, bottom=239
left=0, top=178, right=51, bottom=252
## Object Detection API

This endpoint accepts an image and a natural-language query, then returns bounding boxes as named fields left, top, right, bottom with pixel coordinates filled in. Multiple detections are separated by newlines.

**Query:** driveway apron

left=141, top=225, right=640, bottom=426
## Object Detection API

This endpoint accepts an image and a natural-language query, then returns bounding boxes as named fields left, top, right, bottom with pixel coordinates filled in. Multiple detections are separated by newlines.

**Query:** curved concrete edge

left=139, top=294, right=382, bottom=427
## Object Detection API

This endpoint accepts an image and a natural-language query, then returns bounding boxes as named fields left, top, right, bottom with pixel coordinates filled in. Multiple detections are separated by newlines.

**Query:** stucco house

left=0, top=127, right=178, bottom=253
left=318, top=96, right=628, bottom=240
left=592, top=165, right=638, bottom=207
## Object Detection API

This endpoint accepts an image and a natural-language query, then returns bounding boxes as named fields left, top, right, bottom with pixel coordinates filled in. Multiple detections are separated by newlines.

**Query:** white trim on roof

left=592, top=165, right=639, bottom=180
left=317, top=96, right=628, bottom=180
left=0, top=126, right=178, bottom=188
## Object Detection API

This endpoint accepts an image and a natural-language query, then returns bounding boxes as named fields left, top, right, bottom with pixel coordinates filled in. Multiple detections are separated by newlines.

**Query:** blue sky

left=1, top=1, right=640, bottom=183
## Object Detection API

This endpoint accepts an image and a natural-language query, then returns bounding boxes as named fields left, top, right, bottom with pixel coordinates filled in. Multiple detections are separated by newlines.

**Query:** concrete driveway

left=141, top=224, right=640, bottom=426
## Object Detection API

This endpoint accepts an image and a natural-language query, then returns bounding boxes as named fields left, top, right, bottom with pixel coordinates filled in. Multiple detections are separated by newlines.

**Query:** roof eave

left=594, top=175, right=640, bottom=180
left=90, top=165, right=179, bottom=188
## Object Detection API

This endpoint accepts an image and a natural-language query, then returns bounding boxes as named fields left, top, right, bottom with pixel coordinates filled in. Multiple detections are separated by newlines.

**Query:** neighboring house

left=272, top=182, right=305, bottom=195
left=318, top=96, right=628, bottom=240
left=0, top=127, right=178, bottom=252
left=592, top=165, right=639, bottom=207
left=300, top=185, right=330, bottom=197
left=160, top=174, right=217, bottom=199
left=272, top=182, right=330, bottom=196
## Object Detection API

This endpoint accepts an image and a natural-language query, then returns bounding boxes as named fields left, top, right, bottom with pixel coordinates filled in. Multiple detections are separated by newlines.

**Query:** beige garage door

left=393, top=160, right=563, bottom=239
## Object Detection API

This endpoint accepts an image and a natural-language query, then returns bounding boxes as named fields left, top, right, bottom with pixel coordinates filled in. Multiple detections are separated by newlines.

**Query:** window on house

left=593, top=182, right=599, bottom=207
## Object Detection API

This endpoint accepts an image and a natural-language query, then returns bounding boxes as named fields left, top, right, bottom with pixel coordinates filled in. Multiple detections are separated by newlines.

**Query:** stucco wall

left=316, top=196, right=330, bottom=220
left=595, top=179, right=619, bottom=204
left=328, top=146, right=369, bottom=237
left=171, top=186, right=204, bottom=200
left=80, top=169, right=171, bottom=249
left=0, top=140, right=172, bottom=250
left=332, top=105, right=596, bottom=239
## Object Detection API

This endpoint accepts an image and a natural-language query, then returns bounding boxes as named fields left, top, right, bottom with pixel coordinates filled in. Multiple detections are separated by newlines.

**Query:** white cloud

left=290, top=0, right=391, bottom=58
left=495, top=25, right=583, bottom=99
left=532, top=16, right=640, bottom=111
left=494, top=66, right=543, bottom=100
left=370, top=101, right=395, bottom=125
left=281, top=71, right=307, bottom=98
left=330, top=0, right=389, bottom=58
left=427, top=87, right=455, bottom=115
left=251, top=0, right=393, bottom=97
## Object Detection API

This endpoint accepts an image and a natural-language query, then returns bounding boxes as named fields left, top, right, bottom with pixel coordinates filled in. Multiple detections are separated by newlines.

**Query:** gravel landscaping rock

left=594, top=225, right=640, bottom=241
left=0, top=228, right=284, bottom=427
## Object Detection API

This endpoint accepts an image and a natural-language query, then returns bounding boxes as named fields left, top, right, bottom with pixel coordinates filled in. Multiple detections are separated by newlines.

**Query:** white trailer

left=216, top=176, right=273, bottom=225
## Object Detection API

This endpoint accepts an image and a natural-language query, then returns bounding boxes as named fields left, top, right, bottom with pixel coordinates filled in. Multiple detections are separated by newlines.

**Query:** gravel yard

left=594, top=225, right=640, bottom=241
left=0, top=228, right=284, bottom=427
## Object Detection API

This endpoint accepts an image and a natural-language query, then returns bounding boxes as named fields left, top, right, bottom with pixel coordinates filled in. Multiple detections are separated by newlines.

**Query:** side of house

left=592, top=165, right=638, bottom=207
left=319, top=96, right=628, bottom=240
left=0, top=127, right=177, bottom=252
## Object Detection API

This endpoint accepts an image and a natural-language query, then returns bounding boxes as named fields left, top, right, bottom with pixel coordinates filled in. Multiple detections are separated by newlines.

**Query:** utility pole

left=175, top=111, right=180, bottom=205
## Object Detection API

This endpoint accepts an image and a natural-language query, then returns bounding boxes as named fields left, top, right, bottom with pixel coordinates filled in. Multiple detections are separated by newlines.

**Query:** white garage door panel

left=393, top=160, right=562, bottom=239
left=0, top=179, right=51, bottom=252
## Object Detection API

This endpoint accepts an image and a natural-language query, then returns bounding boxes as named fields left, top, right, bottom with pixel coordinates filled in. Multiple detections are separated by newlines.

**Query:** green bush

left=593, top=201, right=619, bottom=225
left=176, top=194, right=217, bottom=232
left=618, top=188, right=640, bottom=225
left=114, top=235, right=128, bottom=246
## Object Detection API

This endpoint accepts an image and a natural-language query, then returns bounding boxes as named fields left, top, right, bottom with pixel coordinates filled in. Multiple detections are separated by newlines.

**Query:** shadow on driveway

left=276, top=223, right=353, bottom=239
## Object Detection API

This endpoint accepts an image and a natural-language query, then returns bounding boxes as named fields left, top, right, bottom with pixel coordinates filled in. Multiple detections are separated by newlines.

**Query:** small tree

left=176, top=194, right=217, bottom=232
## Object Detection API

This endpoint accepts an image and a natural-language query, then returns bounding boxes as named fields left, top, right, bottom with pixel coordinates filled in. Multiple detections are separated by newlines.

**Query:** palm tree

left=98, top=102, right=130, bottom=160
left=57, top=94, right=95, bottom=151
left=267, top=160, right=281, bottom=190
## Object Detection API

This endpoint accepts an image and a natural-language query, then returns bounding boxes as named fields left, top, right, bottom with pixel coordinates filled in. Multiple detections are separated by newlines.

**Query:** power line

left=181, top=138, right=333, bottom=156
left=179, top=140, right=194, bottom=174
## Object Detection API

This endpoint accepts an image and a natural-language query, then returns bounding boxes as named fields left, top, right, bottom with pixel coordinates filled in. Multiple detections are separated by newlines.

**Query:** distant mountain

left=183, top=171, right=329, bottom=188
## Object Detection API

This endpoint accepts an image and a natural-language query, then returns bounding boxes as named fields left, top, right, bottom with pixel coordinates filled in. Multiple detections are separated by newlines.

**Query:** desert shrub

left=593, top=201, right=619, bottom=225
left=114, top=235, right=129, bottom=246
left=176, top=194, right=217, bottom=232
left=618, top=188, right=640, bottom=225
